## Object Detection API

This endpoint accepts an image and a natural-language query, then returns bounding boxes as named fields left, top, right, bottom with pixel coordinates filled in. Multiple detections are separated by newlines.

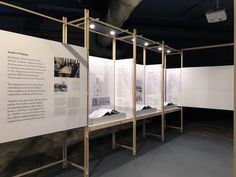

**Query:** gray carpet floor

left=44, top=132, right=233, bottom=177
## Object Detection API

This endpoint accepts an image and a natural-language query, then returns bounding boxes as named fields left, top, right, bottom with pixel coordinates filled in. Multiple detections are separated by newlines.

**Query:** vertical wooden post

left=112, top=38, right=116, bottom=150
left=161, top=41, right=165, bottom=142
left=62, top=16, right=68, bottom=168
left=132, top=29, right=137, bottom=156
left=143, top=48, right=146, bottom=138
left=180, top=50, right=184, bottom=133
left=84, top=9, right=90, bottom=177
left=164, top=51, right=167, bottom=130
left=233, top=0, right=236, bottom=175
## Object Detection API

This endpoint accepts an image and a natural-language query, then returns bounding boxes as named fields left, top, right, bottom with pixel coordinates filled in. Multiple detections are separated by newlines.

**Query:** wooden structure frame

left=134, top=38, right=182, bottom=142
left=1, top=1, right=235, bottom=177
left=0, top=2, right=88, bottom=177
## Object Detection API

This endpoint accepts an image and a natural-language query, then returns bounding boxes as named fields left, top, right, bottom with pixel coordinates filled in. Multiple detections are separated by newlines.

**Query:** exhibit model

left=0, top=2, right=89, bottom=177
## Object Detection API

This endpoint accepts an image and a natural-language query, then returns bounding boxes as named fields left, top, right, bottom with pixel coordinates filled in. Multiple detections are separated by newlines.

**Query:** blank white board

left=181, top=66, right=234, bottom=110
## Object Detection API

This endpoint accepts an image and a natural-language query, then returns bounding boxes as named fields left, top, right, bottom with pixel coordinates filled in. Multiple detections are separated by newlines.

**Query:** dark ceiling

left=127, top=0, right=233, bottom=48
left=0, top=0, right=234, bottom=49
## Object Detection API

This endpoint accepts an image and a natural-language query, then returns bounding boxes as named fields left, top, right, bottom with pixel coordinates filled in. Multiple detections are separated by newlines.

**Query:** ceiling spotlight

left=158, top=47, right=162, bottom=51
left=89, top=24, right=95, bottom=29
left=144, top=42, right=149, bottom=46
left=132, top=38, right=134, bottom=42
left=167, top=49, right=171, bottom=54
left=110, top=30, right=115, bottom=35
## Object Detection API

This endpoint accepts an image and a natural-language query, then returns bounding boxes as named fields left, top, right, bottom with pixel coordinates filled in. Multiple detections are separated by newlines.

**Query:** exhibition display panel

left=0, top=2, right=90, bottom=177
left=0, top=29, right=88, bottom=143
left=89, top=57, right=134, bottom=126
left=181, top=45, right=234, bottom=111
left=181, top=65, right=233, bottom=110
left=0, top=2, right=184, bottom=176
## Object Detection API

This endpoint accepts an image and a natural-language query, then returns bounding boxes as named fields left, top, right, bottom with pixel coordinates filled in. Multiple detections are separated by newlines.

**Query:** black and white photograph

left=54, top=57, right=80, bottom=78
left=54, top=81, right=68, bottom=92
left=136, top=80, right=143, bottom=102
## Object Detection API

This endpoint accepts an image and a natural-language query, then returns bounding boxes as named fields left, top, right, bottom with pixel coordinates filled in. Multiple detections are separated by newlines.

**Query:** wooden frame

left=164, top=49, right=183, bottom=133
left=86, top=26, right=137, bottom=157
left=1, top=2, right=234, bottom=177
left=136, top=38, right=183, bottom=142
left=0, top=2, right=88, bottom=177
left=234, top=1, right=236, bottom=176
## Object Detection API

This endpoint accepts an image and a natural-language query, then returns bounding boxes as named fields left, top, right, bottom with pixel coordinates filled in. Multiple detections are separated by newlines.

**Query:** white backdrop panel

left=181, top=66, right=233, bottom=110
left=136, top=64, right=144, bottom=105
left=115, top=59, right=133, bottom=115
left=166, top=68, right=181, bottom=105
left=145, top=65, right=162, bottom=109
left=0, top=30, right=87, bottom=143
left=89, top=56, right=114, bottom=113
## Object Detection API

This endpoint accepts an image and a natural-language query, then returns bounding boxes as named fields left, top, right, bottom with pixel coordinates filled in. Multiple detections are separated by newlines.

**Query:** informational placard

left=181, top=66, right=233, bottom=110
left=145, top=65, right=162, bottom=109
left=166, top=68, right=181, bottom=105
left=115, top=59, right=133, bottom=115
left=0, top=30, right=88, bottom=143
left=136, top=64, right=144, bottom=105
left=89, top=56, right=114, bottom=113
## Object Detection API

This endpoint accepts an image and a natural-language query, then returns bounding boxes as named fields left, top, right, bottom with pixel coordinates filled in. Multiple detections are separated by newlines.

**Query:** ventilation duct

left=97, top=0, right=142, bottom=47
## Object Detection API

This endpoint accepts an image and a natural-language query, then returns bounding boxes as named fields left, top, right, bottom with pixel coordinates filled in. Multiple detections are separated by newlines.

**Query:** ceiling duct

left=97, top=0, right=142, bottom=47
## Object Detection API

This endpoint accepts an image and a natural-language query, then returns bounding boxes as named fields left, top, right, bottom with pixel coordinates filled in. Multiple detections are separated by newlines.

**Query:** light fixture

left=158, top=47, right=162, bottom=51
left=110, top=30, right=115, bottom=35
left=132, top=38, right=134, bottom=42
left=89, top=24, right=95, bottom=29
left=144, top=42, right=149, bottom=46
left=167, top=49, right=171, bottom=54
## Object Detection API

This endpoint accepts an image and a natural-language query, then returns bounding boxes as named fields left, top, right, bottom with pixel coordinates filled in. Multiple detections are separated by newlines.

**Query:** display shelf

left=136, top=110, right=162, bottom=121
left=164, top=106, right=181, bottom=114
left=88, top=116, right=133, bottom=132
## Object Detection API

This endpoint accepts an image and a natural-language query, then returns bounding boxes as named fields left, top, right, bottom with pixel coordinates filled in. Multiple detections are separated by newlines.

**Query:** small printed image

left=54, top=57, right=80, bottom=78
left=92, top=97, right=111, bottom=107
left=92, top=98, right=99, bottom=107
left=54, top=81, right=68, bottom=92
left=99, top=97, right=110, bottom=106
left=104, top=97, right=110, bottom=105
left=136, top=80, right=143, bottom=102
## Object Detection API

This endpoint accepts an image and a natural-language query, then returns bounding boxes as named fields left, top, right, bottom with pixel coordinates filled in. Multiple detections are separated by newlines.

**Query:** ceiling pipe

left=90, top=0, right=142, bottom=57
left=97, top=0, right=142, bottom=47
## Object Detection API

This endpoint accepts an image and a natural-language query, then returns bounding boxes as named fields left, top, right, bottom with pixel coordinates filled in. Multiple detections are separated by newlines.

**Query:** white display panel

left=136, top=64, right=144, bottom=105
left=181, top=66, right=234, bottom=110
left=89, top=56, right=114, bottom=113
left=145, top=65, right=162, bottom=109
left=115, top=59, right=133, bottom=115
left=166, top=68, right=181, bottom=105
left=0, top=30, right=88, bottom=143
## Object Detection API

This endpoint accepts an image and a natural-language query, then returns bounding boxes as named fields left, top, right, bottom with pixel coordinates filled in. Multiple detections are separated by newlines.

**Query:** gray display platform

left=136, top=108, right=157, bottom=117
left=89, top=113, right=127, bottom=125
